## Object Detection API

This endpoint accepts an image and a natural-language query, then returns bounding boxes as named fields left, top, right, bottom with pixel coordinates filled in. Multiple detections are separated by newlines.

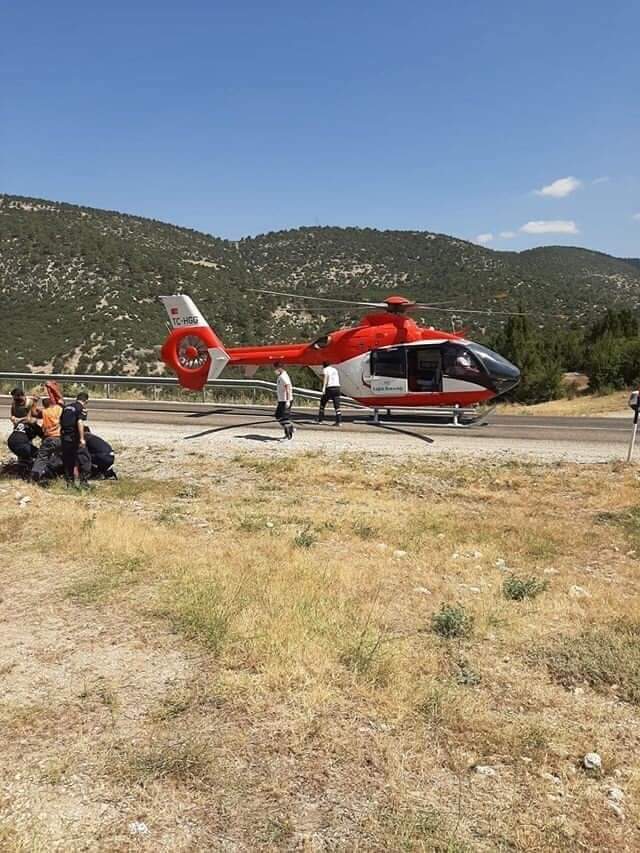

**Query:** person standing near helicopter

left=273, top=363, right=295, bottom=440
left=318, top=362, right=342, bottom=426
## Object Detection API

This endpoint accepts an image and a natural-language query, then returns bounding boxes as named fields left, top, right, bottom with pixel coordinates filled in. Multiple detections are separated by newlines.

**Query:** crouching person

left=7, top=420, right=42, bottom=475
left=60, top=393, right=91, bottom=488
left=84, top=429, right=117, bottom=479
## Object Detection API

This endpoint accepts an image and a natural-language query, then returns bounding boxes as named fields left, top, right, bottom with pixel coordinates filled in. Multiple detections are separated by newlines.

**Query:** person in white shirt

left=274, top=363, right=295, bottom=439
left=318, top=362, right=342, bottom=426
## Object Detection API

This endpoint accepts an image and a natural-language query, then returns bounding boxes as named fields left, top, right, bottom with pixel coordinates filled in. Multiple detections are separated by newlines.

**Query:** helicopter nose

left=466, top=343, right=520, bottom=395
left=489, top=356, right=520, bottom=394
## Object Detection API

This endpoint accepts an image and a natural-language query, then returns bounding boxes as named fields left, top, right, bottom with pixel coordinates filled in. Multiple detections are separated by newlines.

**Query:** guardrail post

left=153, top=386, right=160, bottom=401
left=105, top=383, right=111, bottom=399
left=202, top=388, right=207, bottom=404
left=453, top=404, right=460, bottom=426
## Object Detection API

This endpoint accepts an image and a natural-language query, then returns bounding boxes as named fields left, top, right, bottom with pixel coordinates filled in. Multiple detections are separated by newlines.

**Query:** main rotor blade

left=251, top=288, right=566, bottom=318
left=412, top=304, right=568, bottom=318
left=249, top=288, right=388, bottom=309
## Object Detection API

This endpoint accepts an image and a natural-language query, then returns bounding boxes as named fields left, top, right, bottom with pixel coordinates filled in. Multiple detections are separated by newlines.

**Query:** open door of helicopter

left=407, top=346, right=444, bottom=392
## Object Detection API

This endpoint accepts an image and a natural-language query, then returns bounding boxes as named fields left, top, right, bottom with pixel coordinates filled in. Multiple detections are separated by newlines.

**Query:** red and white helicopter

left=158, top=290, right=521, bottom=410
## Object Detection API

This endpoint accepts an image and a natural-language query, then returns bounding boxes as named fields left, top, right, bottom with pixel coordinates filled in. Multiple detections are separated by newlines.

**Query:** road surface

left=2, top=397, right=635, bottom=462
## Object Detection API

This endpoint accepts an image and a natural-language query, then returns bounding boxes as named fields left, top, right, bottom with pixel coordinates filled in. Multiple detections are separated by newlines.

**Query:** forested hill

left=1, top=193, right=640, bottom=374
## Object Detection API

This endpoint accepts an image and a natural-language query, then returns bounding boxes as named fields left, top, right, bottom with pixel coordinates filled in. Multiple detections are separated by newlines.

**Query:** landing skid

left=365, top=404, right=495, bottom=428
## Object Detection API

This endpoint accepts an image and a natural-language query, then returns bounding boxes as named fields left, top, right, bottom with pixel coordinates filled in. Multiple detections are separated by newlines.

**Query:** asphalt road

left=2, top=397, right=632, bottom=447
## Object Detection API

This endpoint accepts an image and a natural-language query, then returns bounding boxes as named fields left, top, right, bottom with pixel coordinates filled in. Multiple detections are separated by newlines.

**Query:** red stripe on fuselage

left=353, top=390, right=494, bottom=407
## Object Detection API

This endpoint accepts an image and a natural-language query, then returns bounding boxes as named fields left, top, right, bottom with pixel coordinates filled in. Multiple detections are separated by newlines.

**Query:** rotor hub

left=384, top=296, right=416, bottom=314
left=177, top=334, right=210, bottom=370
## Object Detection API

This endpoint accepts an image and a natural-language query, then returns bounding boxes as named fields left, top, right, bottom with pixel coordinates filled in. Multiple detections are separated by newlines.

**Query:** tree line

left=490, top=309, right=640, bottom=404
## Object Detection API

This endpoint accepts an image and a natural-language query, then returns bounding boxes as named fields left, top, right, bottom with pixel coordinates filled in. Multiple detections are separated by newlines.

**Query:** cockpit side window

left=442, top=343, right=485, bottom=382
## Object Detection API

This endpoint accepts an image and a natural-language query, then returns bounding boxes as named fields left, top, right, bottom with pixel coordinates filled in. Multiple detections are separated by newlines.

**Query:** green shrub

left=503, top=574, right=548, bottom=601
left=353, top=520, right=377, bottom=540
left=431, top=604, right=473, bottom=639
left=294, top=526, right=317, bottom=548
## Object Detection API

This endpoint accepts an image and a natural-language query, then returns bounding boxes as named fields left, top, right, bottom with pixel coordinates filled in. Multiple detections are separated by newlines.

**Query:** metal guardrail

left=0, top=371, right=483, bottom=422
left=0, top=371, right=358, bottom=407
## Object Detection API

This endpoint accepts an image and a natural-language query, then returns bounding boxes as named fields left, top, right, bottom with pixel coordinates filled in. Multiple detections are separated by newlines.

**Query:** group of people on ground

left=273, top=361, right=341, bottom=439
left=6, top=363, right=340, bottom=466
left=7, top=387, right=117, bottom=486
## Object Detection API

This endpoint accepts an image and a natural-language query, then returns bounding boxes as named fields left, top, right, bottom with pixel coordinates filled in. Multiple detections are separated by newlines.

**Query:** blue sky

left=2, top=1, right=639, bottom=256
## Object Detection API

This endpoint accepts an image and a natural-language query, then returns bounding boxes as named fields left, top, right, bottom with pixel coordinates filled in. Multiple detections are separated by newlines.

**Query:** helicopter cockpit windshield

left=462, top=342, right=520, bottom=394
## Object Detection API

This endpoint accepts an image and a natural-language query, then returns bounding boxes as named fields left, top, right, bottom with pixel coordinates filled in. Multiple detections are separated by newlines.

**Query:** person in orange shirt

left=31, top=398, right=63, bottom=482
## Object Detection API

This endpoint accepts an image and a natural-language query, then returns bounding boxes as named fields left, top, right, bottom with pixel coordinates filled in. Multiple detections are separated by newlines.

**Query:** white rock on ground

left=473, top=765, right=497, bottom=777
left=583, top=752, right=602, bottom=771
left=607, top=786, right=624, bottom=803
left=607, top=802, right=625, bottom=820
left=569, top=585, right=590, bottom=599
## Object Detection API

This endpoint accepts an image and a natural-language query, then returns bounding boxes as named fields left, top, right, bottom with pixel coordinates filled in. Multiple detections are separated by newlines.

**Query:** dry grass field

left=1, top=450, right=640, bottom=851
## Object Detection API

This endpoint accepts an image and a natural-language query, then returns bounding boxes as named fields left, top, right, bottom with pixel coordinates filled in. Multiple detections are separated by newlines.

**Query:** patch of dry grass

left=500, top=390, right=629, bottom=417
left=538, top=619, right=640, bottom=704
left=2, top=453, right=640, bottom=850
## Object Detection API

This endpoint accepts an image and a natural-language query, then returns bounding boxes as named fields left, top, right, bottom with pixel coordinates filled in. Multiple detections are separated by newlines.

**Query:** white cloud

left=499, top=231, right=516, bottom=239
left=592, top=176, right=609, bottom=184
left=474, top=233, right=494, bottom=244
left=534, top=176, right=582, bottom=198
left=632, top=213, right=640, bottom=221
left=520, top=220, right=579, bottom=235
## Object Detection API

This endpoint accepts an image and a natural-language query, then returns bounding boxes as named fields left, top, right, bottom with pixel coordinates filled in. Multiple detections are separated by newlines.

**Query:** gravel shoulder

left=94, top=418, right=626, bottom=467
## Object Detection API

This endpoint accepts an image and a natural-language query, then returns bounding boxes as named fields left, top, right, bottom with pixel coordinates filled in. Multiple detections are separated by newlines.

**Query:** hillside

left=2, top=193, right=640, bottom=374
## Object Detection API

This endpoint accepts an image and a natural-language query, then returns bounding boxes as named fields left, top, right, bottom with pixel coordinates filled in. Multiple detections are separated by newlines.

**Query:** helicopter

left=158, top=290, right=522, bottom=409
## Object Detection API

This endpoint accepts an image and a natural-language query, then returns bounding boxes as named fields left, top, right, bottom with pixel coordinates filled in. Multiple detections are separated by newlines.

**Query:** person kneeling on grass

left=84, top=428, right=118, bottom=480
left=7, top=419, right=43, bottom=475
